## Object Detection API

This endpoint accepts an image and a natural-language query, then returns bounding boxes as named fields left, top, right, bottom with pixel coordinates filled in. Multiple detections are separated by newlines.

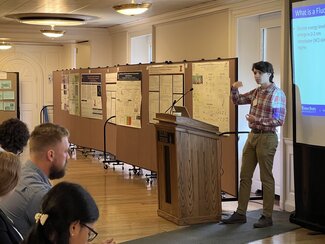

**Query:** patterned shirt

left=231, top=83, right=286, bottom=132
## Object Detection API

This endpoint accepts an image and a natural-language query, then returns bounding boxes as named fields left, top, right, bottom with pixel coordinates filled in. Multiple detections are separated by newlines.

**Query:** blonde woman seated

left=23, top=181, right=115, bottom=244
left=0, top=152, right=23, bottom=244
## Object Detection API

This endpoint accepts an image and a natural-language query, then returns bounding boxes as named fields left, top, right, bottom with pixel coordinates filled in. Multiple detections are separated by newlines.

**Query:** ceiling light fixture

left=0, top=42, right=12, bottom=50
left=113, top=0, right=151, bottom=16
left=41, top=26, right=65, bottom=38
left=5, top=13, right=95, bottom=26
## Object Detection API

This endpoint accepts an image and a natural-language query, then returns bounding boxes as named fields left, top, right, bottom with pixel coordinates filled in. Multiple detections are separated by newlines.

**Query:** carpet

left=122, top=210, right=300, bottom=244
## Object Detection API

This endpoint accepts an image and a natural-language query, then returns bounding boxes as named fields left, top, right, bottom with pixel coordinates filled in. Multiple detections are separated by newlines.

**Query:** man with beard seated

left=0, top=123, right=70, bottom=238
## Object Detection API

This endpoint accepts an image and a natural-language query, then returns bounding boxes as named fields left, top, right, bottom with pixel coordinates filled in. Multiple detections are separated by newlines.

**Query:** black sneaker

left=253, top=215, right=273, bottom=228
left=221, top=211, right=247, bottom=224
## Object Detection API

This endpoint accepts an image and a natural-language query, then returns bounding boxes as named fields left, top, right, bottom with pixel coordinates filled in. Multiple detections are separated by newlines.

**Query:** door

left=0, top=56, right=42, bottom=131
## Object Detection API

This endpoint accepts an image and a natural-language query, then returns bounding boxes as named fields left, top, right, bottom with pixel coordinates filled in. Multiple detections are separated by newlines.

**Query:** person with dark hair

left=23, top=182, right=115, bottom=244
left=23, top=181, right=98, bottom=244
left=0, top=118, right=30, bottom=155
left=0, top=151, right=23, bottom=244
left=0, top=123, right=70, bottom=237
left=222, top=61, right=286, bottom=228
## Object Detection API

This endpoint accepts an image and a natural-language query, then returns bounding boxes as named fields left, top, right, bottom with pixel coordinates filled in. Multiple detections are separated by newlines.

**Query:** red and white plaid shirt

left=231, top=83, right=286, bottom=132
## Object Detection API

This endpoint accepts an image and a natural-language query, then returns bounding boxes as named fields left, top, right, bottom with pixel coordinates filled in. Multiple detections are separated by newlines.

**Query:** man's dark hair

left=0, top=118, right=30, bottom=154
left=252, top=61, right=274, bottom=83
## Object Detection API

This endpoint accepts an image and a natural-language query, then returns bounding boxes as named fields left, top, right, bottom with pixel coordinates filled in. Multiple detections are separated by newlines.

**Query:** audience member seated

left=0, top=123, right=70, bottom=237
left=23, top=181, right=115, bottom=244
left=0, top=118, right=30, bottom=154
left=0, top=151, right=23, bottom=244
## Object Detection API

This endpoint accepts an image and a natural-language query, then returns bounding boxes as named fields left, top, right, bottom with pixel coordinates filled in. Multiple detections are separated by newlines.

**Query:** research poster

left=115, top=72, right=142, bottom=128
left=0, top=80, right=11, bottom=89
left=0, top=79, right=16, bottom=112
left=2, top=91, right=14, bottom=100
left=68, top=73, right=80, bottom=116
left=3, top=101, right=15, bottom=111
left=81, top=73, right=102, bottom=120
left=192, top=61, right=230, bottom=132
left=148, top=64, right=185, bottom=123
left=61, top=74, right=69, bottom=111
left=105, top=72, right=117, bottom=124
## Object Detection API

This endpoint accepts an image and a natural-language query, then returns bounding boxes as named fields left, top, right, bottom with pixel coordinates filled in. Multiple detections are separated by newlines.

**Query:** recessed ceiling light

left=5, top=13, right=96, bottom=26
left=113, top=0, right=152, bottom=16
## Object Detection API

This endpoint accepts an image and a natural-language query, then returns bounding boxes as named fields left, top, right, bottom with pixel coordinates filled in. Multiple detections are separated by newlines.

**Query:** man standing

left=0, top=123, right=70, bottom=237
left=222, top=61, right=286, bottom=228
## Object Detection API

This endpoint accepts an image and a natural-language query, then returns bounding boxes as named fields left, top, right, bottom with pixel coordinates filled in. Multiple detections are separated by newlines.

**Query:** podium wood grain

left=155, top=113, right=221, bottom=225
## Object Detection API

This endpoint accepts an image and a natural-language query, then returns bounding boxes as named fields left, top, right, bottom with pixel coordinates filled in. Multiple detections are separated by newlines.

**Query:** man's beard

left=49, top=161, right=67, bottom=180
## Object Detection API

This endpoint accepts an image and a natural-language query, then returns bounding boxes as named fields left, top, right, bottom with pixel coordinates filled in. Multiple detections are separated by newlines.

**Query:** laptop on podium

left=174, top=106, right=190, bottom=118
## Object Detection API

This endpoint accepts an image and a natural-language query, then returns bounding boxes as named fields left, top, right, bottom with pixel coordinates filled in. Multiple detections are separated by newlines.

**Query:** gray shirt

left=0, top=160, right=51, bottom=237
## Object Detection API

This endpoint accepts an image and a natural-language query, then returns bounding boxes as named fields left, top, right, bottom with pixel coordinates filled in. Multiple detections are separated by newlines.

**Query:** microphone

left=164, top=88, right=194, bottom=114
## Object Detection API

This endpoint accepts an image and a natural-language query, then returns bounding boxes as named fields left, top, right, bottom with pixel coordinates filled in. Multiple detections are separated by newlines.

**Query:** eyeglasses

left=80, top=223, right=98, bottom=242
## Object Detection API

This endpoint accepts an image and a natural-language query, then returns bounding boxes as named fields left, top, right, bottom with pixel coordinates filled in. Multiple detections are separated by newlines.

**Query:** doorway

left=237, top=12, right=282, bottom=197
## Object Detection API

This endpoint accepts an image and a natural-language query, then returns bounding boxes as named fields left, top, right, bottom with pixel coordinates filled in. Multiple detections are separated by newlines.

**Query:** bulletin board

left=53, top=58, right=238, bottom=197
left=0, top=72, right=19, bottom=123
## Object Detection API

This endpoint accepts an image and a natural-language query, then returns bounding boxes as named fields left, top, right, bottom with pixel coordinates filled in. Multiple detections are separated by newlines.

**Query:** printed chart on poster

left=148, top=64, right=184, bottom=123
left=115, top=72, right=142, bottom=128
left=192, top=61, right=230, bottom=132
left=61, top=73, right=80, bottom=116
left=81, top=73, right=103, bottom=120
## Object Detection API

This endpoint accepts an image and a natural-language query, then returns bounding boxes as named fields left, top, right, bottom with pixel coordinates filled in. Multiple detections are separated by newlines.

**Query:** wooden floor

left=49, top=154, right=325, bottom=244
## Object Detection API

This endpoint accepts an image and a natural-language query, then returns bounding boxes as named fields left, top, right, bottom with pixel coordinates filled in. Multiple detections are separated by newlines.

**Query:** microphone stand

left=164, top=88, right=193, bottom=114
left=164, top=100, right=177, bottom=114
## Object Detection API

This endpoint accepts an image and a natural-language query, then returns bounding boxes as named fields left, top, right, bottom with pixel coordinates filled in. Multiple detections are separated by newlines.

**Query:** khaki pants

left=237, top=132, right=278, bottom=218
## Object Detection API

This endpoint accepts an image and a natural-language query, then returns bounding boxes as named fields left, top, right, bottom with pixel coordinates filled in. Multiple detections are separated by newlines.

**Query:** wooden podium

left=154, top=113, right=221, bottom=225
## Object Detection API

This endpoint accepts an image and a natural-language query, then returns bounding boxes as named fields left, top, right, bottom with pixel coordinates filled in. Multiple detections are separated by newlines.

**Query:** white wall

left=155, top=10, right=229, bottom=62
left=110, top=31, right=128, bottom=66
left=62, top=44, right=76, bottom=69
left=76, top=42, right=91, bottom=69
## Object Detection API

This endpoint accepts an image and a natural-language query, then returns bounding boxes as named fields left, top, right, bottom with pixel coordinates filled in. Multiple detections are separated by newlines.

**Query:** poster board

left=185, top=59, right=238, bottom=197
left=148, top=64, right=185, bottom=122
left=53, top=58, right=238, bottom=197
left=0, top=72, right=19, bottom=123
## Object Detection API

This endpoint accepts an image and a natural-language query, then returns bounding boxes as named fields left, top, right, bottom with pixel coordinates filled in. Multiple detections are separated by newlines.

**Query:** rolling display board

left=53, top=58, right=238, bottom=197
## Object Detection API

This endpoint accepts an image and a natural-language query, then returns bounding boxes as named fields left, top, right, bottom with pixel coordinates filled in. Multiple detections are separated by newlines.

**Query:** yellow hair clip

left=35, top=213, right=49, bottom=226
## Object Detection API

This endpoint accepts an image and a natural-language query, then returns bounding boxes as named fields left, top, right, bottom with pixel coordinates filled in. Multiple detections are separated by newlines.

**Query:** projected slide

left=292, top=3, right=325, bottom=116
